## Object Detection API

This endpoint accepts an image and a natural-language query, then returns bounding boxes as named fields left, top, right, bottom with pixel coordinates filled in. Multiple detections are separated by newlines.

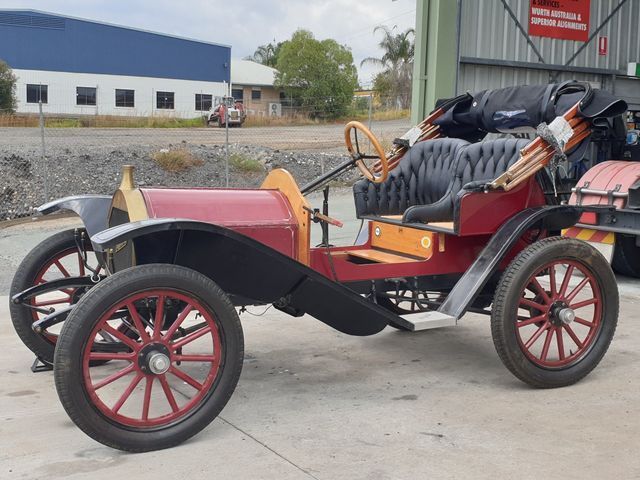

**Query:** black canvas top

left=433, top=81, right=628, bottom=141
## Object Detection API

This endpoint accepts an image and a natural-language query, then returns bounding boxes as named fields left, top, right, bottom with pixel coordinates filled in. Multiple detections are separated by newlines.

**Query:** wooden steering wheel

left=344, top=121, right=389, bottom=184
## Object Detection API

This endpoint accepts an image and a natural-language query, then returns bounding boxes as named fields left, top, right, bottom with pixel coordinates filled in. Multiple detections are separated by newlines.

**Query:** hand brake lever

left=303, top=206, right=344, bottom=228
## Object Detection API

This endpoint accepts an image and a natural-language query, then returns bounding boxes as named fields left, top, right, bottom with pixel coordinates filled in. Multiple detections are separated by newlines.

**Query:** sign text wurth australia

left=529, top=0, right=591, bottom=42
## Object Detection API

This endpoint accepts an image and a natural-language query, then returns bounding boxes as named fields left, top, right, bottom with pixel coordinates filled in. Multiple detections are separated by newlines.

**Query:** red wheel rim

left=516, top=260, right=603, bottom=368
left=31, top=247, right=101, bottom=343
left=82, top=290, right=223, bottom=428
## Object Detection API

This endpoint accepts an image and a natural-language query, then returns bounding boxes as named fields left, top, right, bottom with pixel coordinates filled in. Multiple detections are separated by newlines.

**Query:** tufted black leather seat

left=403, top=137, right=530, bottom=223
left=353, top=138, right=470, bottom=218
left=354, top=137, right=531, bottom=224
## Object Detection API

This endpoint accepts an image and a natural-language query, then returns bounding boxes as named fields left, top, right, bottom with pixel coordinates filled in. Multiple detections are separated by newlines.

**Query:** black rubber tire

left=9, top=228, right=90, bottom=363
left=54, top=264, right=244, bottom=452
left=611, top=234, right=640, bottom=278
left=491, top=237, right=618, bottom=388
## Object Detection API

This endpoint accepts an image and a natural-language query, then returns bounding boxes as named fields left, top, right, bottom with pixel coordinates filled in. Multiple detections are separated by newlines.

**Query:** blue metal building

left=0, top=9, right=232, bottom=117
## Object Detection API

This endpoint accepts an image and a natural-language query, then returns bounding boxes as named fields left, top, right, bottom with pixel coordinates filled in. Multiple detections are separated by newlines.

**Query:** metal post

left=411, top=0, right=459, bottom=124
left=38, top=100, right=48, bottom=203
left=225, top=99, right=230, bottom=187
left=367, top=93, right=373, bottom=154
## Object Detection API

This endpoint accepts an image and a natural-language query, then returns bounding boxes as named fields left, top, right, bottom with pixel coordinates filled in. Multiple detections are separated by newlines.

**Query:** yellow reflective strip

left=603, top=232, right=615, bottom=245
left=576, top=229, right=595, bottom=241
left=562, top=227, right=580, bottom=238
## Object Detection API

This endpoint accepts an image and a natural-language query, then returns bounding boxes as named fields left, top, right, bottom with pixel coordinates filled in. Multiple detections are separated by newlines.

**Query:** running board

left=395, top=311, right=457, bottom=331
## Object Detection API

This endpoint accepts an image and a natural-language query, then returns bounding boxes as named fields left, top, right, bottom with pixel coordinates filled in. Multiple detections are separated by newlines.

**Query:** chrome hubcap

left=558, top=307, right=576, bottom=325
left=148, top=352, right=170, bottom=374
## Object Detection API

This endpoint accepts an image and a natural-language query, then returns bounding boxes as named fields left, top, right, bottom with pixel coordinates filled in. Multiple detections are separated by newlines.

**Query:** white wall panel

left=14, top=69, right=227, bottom=118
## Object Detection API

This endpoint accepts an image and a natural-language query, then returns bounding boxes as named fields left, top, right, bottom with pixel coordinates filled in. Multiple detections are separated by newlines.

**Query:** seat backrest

left=402, top=138, right=533, bottom=224
left=353, top=138, right=470, bottom=217
left=452, top=138, right=531, bottom=193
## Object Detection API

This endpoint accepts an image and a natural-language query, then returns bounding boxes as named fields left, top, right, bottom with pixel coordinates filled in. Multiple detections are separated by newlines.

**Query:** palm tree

left=361, top=26, right=414, bottom=109
left=245, top=42, right=282, bottom=68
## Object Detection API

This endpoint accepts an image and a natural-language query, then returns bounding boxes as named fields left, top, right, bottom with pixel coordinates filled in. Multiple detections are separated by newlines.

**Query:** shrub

left=0, top=60, right=17, bottom=113
left=229, top=152, right=264, bottom=172
left=151, top=149, right=203, bottom=173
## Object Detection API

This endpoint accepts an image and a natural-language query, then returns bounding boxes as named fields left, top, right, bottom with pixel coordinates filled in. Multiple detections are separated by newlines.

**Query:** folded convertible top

left=433, top=81, right=628, bottom=141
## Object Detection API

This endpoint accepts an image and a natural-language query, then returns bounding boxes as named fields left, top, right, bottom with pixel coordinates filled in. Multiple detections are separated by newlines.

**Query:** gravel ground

left=0, top=120, right=410, bottom=220
left=0, top=142, right=362, bottom=220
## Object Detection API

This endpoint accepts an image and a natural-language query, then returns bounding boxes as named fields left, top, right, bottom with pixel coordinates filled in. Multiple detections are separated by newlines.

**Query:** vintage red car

left=9, top=81, right=629, bottom=452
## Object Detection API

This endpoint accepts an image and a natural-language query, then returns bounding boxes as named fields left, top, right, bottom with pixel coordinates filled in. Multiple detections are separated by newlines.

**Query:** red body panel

left=139, top=176, right=546, bottom=283
left=457, top=177, right=547, bottom=235
left=569, top=160, right=640, bottom=209
left=309, top=235, right=489, bottom=282
left=309, top=178, right=546, bottom=281
left=140, top=188, right=298, bottom=258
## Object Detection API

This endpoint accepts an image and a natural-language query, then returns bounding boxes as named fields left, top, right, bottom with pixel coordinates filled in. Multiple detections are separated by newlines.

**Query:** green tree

left=362, top=26, right=414, bottom=109
left=275, top=30, right=358, bottom=118
left=245, top=42, right=282, bottom=68
left=0, top=59, right=17, bottom=113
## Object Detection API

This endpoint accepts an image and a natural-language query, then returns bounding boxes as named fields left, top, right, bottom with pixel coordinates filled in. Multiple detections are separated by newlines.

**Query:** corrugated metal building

left=0, top=9, right=231, bottom=117
left=456, top=0, right=640, bottom=109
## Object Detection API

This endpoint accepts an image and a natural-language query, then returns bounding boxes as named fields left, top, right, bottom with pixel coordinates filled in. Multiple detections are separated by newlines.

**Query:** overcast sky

left=2, top=0, right=416, bottom=86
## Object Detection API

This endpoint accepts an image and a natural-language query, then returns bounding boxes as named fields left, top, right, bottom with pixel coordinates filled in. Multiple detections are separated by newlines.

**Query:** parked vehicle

left=9, top=82, right=630, bottom=452
left=207, top=97, right=246, bottom=127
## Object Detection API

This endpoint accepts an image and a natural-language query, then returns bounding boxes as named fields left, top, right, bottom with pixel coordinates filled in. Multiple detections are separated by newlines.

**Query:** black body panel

left=91, top=219, right=397, bottom=336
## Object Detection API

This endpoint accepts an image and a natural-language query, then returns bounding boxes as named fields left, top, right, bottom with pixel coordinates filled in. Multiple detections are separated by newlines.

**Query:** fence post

left=225, top=98, right=230, bottom=187
left=367, top=93, right=373, bottom=154
left=38, top=100, right=48, bottom=204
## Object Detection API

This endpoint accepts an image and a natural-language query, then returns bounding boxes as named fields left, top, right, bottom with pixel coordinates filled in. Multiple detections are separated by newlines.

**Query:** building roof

left=231, top=60, right=278, bottom=87
left=0, top=9, right=230, bottom=48
left=0, top=9, right=230, bottom=83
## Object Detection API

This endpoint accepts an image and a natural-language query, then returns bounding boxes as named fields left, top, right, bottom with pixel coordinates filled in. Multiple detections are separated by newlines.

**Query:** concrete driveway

left=1, top=209, right=639, bottom=479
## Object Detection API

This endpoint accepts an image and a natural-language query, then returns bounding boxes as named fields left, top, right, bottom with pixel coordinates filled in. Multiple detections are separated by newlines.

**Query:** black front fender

left=437, top=205, right=609, bottom=319
left=38, top=195, right=111, bottom=237
left=92, top=218, right=396, bottom=336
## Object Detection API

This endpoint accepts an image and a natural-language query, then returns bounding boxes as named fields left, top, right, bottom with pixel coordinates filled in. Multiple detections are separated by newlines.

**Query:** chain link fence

left=0, top=92, right=411, bottom=221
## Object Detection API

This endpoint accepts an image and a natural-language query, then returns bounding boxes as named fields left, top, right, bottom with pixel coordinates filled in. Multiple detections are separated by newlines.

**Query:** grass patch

left=0, top=114, right=39, bottom=127
left=0, top=114, right=208, bottom=128
left=151, top=148, right=204, bottom=173
left=76, top=115, right=207, bottom=128
left=229, top=152, right=264, bottom=172
left=348, top=108, right=410, bottom=122
left=0, top=108, right=408, bottom=129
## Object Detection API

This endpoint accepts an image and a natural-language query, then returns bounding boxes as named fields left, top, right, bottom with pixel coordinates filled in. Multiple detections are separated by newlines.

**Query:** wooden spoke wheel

left=9, top=228, right=102, bottom=363
left=344, top=121, right=389, bottom=184
left=491, top=237, right=618, bottom=388
left=54, top=264, right=244, bottom=452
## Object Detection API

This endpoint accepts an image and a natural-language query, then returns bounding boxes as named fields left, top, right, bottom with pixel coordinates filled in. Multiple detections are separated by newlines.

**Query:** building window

left=279, top=91, right=286, bottom=100
left=76, top=87, right=96, bottom=106
left=231, top=88, right=244, bottom=101
left=26, top=84, right=48, bottom=104
left=195, top=94, right=213, bottom=111
left=251, top=89, right=261, bottom=101
left=115, top=89, right=135, bottom=108
left=157, top=91, right=174, bottom=110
